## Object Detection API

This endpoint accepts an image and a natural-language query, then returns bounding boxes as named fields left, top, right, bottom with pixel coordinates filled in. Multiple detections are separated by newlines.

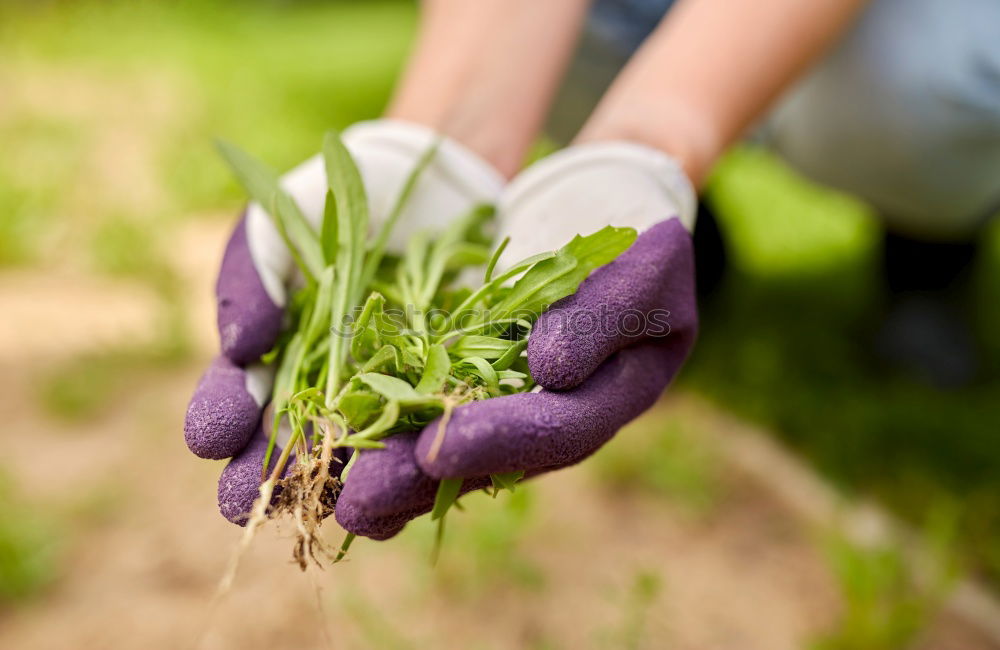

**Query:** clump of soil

left=271, top=434, right=342, bottom=571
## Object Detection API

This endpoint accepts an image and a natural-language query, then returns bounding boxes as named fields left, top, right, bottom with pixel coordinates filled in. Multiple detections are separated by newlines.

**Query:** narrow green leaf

left=492, top=337, right=528, bottom=371
left=262, top=332, right=304, bottom=473
left=435, top=317, right=531, bottom=342
left=440, top=203, right=494, bottom=245
left=458, top=356, right=500, bottom=396
left=323, top=130, right=370, bottom=400
left=400, top=347, right=424, bottom=371
left=356, top=373, right=421, bottom=402
left=275, top=192, right=325, bottom=278
left=415, top=344, right=450, bottom=394
left=492, top=226, right=637, bottom=321
left=302, top=266, right=335, bottom=344
left=341, top=438, right=387, bottom=450
left=447, top=250, right=557, bottom=328
left=320, top=189, right=338, bottom=264
left=359, top=344, right=399, bottom=374
left=338, top=395, right=381, bottom=430
left=448, top=335, right=515, bottom=361
left=484, top=236, right=510, bottom=283
left=323, top=130, right=369, bottom=299
left=431, top=478, right=463, bottom=521
left=215, top=139, right=280, bottom=206
left=289, top=387, right=325, bottom=406
left=267, top=194, right=313, bottom=282
left=356, top=372, right=445, bottom=410
left=564, top=225, right=638, bottom=270
left=354, top=400, right=400, bottom=440
left=215, top=139, right=324, bottom=278
left=359, top=140, right=440, bottom=293
left=490, top=251, right=578, bottom=320
left=350, top=291, right=385, bottom=361
left=399, top=230, right=430, bottom=309
left=419, top=242, right=489, bottom=307
left=490, top=470, right=524, bottom=493
left=333, top=532, right=356, bottom=563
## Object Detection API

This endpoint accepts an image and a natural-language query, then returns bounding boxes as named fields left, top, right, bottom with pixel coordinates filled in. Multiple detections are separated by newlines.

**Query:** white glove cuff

left=246, top=119, right=504, bottom=306
left=343, top=119, right=504, bottom=211
left=496, top=141, right=695, bottom=267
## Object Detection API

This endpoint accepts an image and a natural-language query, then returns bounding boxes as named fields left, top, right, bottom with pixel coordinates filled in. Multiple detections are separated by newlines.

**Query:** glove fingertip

left=526, top=329, right=602, bottom=391
left=335, top=433, right=434, bottom=540
left=525, top=257, right=631, bottom=391
left=415, top=397, right=544, bottom=478
left=217, top=435, right=270, bottom=526
left=334, top=502, right=410, bottom=541
left=528, top=219, right=696, bottom=390
left=337, top=433, right=438, bottom=514
left=217, top=216, right=284, bottom=365
left=185, top=357, right=261, bottom=460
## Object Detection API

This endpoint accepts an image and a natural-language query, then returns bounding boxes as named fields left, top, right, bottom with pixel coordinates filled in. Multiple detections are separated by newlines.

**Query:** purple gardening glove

left=183, top=120, right=503, bottom=525
left=335, top=142, right=698, bottom=539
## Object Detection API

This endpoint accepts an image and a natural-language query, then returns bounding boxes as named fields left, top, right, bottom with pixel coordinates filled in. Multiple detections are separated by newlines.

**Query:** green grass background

left=1, top=0, right=998, bottom=589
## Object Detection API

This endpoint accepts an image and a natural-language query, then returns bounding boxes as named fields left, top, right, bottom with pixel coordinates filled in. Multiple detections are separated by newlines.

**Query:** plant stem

left=333, top=532, right=356, bottom=563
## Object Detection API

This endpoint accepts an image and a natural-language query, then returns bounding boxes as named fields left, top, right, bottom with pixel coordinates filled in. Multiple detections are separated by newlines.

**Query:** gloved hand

left=334, top=142, right=698, bottom=540
left=183, top=119, right=503, bottom=525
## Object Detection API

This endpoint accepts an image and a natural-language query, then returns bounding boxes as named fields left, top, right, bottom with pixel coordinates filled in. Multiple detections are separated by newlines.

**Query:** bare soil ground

left=1, top=223, right=997, bottom=650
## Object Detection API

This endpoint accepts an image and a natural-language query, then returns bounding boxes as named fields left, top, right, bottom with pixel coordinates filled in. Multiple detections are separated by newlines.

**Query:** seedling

left=217, top=131, right=636, bottom=567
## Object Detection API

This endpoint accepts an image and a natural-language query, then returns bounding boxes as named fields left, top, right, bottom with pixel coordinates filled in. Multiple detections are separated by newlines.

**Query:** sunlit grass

left=1, top=0, right=416, bottom=218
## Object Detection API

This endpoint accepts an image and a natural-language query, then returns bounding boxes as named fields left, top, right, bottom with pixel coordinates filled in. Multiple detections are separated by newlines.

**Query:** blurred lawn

left=0, top=0, right=416, bottom=255
left=692, top=151, right=1000, bottom=582
left=1, top=0, right=998, bottom=588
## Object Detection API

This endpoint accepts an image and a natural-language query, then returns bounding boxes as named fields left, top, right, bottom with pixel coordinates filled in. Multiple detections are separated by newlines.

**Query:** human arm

left=185, top=0, right=591, bottom=525
left=336, top=0, right=872, bottom=538
left=387, top=0, right=590, bottom=177
left=578, top=0, right=870, bottom=185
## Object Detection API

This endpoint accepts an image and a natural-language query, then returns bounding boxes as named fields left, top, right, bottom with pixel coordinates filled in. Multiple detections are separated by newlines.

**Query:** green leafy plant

left=218, top=131, right=636, bottom=566
left=811, top=508, right=961, bottom=650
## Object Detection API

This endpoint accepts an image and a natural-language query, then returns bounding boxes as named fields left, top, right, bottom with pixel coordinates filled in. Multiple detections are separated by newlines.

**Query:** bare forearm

left=386, top=0, right=509, bottom=128
left=578, top=0, right=870, bottom=186
left=387, top=0, right=590, bottom=177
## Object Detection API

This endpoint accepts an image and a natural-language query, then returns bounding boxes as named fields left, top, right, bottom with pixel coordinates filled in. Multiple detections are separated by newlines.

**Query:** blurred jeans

left=550, top=0, right=1000, bottom=239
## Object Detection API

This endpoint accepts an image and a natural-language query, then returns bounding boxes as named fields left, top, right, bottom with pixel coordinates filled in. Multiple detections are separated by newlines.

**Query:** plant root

left=273, top=423, right=342, bottom=570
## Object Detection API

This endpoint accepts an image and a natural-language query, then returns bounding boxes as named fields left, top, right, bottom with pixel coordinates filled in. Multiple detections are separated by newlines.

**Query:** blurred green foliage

left=0, top=0, right=416, bottom=267
left=687, top=148, right=1000, bottom=582
left=0, top=469, right=60, bottom=603
left=811, top=506, right=961, bottom=649
left=0, top=115, right=84, bottom=265
left=591, top=415, right=719, bottom=515
left=336, top=584, right=419, bottom=650
left=594, top=569, right=663, bottom=650
left=37, top=343, right=188, bottom=420
left=402, top=487, right=544, bottom=599
left=39, top=213, right=190, bottom=420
